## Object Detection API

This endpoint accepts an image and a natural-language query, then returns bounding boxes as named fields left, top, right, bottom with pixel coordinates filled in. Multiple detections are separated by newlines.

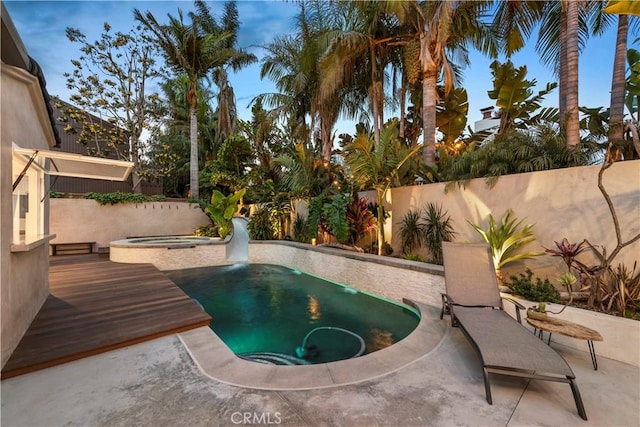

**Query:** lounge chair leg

left=483, top=367, right=493, bottom=404
left=588, top=340, right=598, bottom=370
left=569, top=378, right=588, bottom=420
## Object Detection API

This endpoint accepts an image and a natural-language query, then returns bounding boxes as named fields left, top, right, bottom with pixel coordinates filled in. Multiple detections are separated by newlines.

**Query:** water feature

left=226, top=217, right=249, bottom=262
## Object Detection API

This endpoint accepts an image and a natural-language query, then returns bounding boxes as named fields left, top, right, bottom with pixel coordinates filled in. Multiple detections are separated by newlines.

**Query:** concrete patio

left=2, top=305, right=638, bottom=427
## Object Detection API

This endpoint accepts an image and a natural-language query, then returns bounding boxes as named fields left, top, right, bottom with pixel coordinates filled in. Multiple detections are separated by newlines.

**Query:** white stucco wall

left=50, top=199, right=212, bottom=249
left=1, top=65, right=56, bottom=368
left=384, top=161, right=640, bottom=281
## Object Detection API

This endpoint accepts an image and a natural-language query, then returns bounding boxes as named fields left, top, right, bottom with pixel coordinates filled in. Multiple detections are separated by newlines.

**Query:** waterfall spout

left=226, top=217, right=249, bottom=262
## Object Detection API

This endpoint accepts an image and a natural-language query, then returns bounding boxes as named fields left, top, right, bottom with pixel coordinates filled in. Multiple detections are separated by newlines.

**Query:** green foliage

left=421, top=203, right=455, bottom=265
left=626, top=48, right=640, bottom=120
left=84, top=192, right=166, bottom=205
left=508, top=269, right=561, bottom=303
left=487, top=60, right=557, bottom=135
left=321, top=194, right=350, bottom=244
left=60, top=23, right=158, bottom=177
left=292, top=213, right=310, bottom=243
left=398, top=210, right=423, bottom=254
left=345, top=196, right=376, bottom=246
left=247, top=206, right=276, bottom=240
left=203, top=188, right=246, bottom=238
left=194, top=225, right=218, bottom=237
left=49, top=191, right=63, bottom=198
left=404, top=253, right=425, bottom=262
left=469, top=209, right=543, bottom=271
left=344, top=121, right=421, bottom=255
left=436, top=87, right=468, bottom=145
left=440, top=126, right=599, bottom=189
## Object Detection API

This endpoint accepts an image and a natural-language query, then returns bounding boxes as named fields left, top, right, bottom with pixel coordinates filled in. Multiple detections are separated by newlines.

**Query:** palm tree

left=134, top=1, right=255, bottom=199
left=344, top=121, right=420, bottom=255
left=319, top=1, right=398, bottom=148
left=563, top=0, right=582, bottom=151
left=258, top=33, right=313, bottom=144
left=605, top=8, right=629, bottom=147
left=390, top=1, right=498, bottom=166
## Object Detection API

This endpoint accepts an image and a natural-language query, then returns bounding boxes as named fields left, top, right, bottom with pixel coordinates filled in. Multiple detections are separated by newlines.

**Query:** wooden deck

left=2, top=255, right=211, bottom=379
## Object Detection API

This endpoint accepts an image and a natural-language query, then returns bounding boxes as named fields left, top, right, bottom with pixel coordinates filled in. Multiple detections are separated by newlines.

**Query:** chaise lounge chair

left=441, top=242, right=587, bottom=420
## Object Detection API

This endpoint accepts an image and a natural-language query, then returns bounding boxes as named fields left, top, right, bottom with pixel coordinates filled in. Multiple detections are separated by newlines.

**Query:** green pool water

left=167, top=263, right=420, bottom=365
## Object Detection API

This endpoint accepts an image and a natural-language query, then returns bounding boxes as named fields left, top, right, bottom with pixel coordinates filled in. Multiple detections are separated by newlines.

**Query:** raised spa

left=166, top=263, right=420, bottom=365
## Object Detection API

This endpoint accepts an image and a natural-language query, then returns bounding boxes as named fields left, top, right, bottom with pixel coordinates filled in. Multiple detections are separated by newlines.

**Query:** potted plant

left=527, top=302, right=548, bottom=321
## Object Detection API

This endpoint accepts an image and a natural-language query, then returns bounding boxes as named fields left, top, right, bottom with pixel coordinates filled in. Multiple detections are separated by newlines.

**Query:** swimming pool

left=166, top=264, right=420, bottom=365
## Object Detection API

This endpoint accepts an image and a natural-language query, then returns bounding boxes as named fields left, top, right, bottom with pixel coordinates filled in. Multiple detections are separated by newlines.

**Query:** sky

left=4, top=0, right=625, bottom=137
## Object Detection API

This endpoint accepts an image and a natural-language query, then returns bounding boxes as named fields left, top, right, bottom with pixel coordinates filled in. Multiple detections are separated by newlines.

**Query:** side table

left=526, top=316, right=603, bottom=370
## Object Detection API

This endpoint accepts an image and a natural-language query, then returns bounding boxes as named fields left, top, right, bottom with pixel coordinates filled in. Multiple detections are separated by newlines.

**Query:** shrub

left=194, top=225, right=218, bottom=237
left=345, top=197, right=375, bottom=245
left=292, top=213, right=310, bottom=243
left=398, top=209, right=423, bottom=254
left=421, top=203, right=455, bottom=264
left=508, top=269, right=561, bottom=303
left=247, top=207, right=276, bottom=240
left=404, top=253, right=424, bottom=262
left=84, top=191, right=166, bottom=205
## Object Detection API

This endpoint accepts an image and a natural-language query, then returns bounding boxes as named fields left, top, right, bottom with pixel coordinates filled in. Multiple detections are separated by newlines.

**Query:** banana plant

left=436, top=87, right=468, bottom=146
left=469, top=209, right=544, bottom=285
left=487, top=60, right=557, bottom=135
left=204, top=188, right=246, bottom=239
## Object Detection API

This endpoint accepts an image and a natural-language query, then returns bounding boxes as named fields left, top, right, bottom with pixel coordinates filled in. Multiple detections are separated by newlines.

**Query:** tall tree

left=391, top=0, right=498, bottom=166
left=563, top=0, right=582, bottom=150
left=319, top=1, right=396, bottom=148
left=605, top=8, right=629, bottom=147
left=61, top=23, right=158, bottom=191
left=134, top=0, right=256, bottom=199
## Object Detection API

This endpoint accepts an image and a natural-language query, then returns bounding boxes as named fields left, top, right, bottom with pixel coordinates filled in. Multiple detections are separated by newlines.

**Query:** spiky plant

left=421, top=203, right=455, bottom=265
left=398, top=209, right=423, bottom=254
left=469, top=209, right=543, bottom=284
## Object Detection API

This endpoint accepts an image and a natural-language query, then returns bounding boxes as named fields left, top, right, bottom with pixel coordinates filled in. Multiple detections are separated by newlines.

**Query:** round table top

left=526, top=316, right=603, bottom=341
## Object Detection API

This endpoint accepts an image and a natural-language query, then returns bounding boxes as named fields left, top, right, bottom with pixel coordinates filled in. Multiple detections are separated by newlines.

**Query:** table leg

left=588, top=340, right=598, bottom=370
left=547, top=332, right=552, bottom=345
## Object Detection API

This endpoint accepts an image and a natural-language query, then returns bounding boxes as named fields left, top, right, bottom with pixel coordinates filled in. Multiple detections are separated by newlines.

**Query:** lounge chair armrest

left=500, top=294, right=525, bottom=323
left=501, top=295, right=526, bottom=310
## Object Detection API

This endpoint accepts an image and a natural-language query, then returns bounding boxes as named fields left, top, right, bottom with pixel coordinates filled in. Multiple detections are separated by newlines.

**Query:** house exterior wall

left=384, top=160, right=640, bottom=281
left=1, top=64, right=54, bottom=368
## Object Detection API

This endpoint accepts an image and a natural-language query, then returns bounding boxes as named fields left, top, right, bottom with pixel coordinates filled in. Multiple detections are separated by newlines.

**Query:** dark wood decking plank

left=1, top=255, right=211, bottom=379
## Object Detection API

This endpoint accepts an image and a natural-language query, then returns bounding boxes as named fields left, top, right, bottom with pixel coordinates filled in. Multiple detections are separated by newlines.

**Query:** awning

left=12, top=146, right=134, bottom=181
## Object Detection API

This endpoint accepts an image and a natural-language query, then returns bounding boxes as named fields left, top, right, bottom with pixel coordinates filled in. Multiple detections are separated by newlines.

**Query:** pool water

left=167, top=264, right=420, bottom=365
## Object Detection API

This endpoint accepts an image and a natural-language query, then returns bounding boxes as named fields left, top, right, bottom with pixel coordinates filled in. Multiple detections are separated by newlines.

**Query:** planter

left=527, top=308, right=548, bottom=321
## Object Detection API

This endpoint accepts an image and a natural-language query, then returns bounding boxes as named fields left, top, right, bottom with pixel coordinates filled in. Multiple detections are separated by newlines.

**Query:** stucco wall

left=1, top=65, right=56, bottom=368
left=384, top=161, right=640, bottom=281
left=50, top=199, right=211, bottom=249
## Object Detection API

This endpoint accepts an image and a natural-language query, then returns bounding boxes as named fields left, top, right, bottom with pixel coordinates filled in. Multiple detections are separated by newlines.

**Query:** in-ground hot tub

left=110, top=235, right=228, bottom=270
left=117, top=236, right=220, bottom=247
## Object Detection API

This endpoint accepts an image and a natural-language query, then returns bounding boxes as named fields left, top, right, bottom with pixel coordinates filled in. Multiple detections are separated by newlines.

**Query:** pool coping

left=178, top=299, right=449, bottom=391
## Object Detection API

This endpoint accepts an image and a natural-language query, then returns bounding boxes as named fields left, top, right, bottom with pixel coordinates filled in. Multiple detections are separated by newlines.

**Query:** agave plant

left=469, top=209, right=543, bottom=284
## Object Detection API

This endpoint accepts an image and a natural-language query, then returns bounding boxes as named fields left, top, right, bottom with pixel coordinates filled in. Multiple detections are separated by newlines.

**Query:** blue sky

left=4, top=0, right=625, bottom=136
